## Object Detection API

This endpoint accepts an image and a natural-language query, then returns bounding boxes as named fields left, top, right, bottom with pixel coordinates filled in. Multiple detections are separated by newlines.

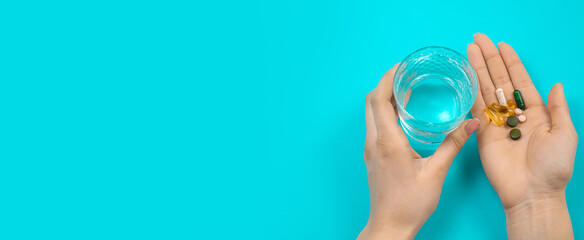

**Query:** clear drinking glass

left=393, top=47, right=478, bottom=144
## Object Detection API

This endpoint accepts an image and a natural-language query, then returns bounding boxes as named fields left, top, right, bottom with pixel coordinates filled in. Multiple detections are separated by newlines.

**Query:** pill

left=507, top=116, right=519, bottom=127
left=496, top=88, right=507, bottom=105
left=506, top=99, right=516, bottom=109
left=503, top=109, right=514, bottom=117
left=490, top=102, right=508, bottom=112
left=510, top=129, right=521, bottom=140
left=513, top=90, right=525, bottom=110
left=485, top=106, right=505, bottom=126
left=514, top=108, right=523, bottom=115
left=489, top=102, right=514, bottom=117
left=518, top=115, right=526, bottom=123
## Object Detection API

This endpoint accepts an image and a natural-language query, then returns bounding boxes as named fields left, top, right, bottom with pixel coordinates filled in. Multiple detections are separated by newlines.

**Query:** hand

left=467, top=33, right=578, bottom=239
left=358, top=64, right=481, bottom=240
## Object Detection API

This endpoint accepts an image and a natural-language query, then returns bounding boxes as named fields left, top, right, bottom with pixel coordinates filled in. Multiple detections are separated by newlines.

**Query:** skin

left=358, top=64, right=480, bottom=239
left=468, top=33, right=577, bottom=239
left=359, top=33, right=578, bottom=239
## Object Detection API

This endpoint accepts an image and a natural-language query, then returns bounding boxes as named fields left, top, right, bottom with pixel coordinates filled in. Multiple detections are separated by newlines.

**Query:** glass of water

left=393, top=47, right=478, bottom=144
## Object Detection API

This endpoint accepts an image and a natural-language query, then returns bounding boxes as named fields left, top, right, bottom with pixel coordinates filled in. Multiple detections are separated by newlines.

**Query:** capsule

left=501, top=109, right=514, bottom=117
left=485, top=106, right=505, bottom=126
left=513, top=90, right=525, bottom=110
left=496, top=88, right=507, bottom=105
left=490, top=102, right=508, bottom=112
left=506, top=99, right=516, bottom=109
left=489, top=103, right=514, bottom=117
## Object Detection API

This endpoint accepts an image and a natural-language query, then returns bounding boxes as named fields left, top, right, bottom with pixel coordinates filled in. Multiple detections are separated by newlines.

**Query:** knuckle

left=485, top=52, right=502, bottom=63
left=482, top=85, right=496, bottom=94
left=448, top=133, right=466, bottom=151
left=375, top=137, right=390, bottom=149
left=370, top=95, right=386, bottom=106
left=364, top=141, right=375, bottom=154
left=492, top=74, right=510, bottom=83
left=375, top=138, right=395, bottom=154
left=514, top=80, right=533, bottom=90
left=506, top=61, right=523, bottom=71
left=475, top=65, right=488, bottom=72
left=550, top=103, right=567, bottom=113
left=365, top=92, right=373, bottom=103
left=376, top=137, right=407, bottom=157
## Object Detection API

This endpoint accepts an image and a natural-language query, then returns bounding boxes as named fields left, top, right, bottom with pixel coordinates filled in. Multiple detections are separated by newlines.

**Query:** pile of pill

left=483, top=88, right=526, bottom=140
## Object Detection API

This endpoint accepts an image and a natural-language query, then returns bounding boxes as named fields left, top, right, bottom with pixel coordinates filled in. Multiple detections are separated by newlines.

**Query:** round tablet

left=510, top=129, right=521, bottom=140
left=507, top=116, right=519, bottom=127
left=518, top=115, right=526, bottom=123
left=514, top=108, right=523, bottom=115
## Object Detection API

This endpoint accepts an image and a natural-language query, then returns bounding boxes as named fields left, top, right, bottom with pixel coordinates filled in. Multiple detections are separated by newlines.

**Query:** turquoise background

left=1, top=0, right=582, bottom=239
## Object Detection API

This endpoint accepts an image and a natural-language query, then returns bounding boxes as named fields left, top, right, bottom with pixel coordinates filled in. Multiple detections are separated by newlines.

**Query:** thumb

left=431, top=118, right=480, bottom=172
left=548, top=83, right=575, bottom=133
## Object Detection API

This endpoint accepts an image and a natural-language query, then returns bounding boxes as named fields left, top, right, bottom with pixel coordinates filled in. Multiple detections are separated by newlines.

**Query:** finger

left=467, top=42, right=497, bottom=105
left=430, top=118, right=480, bottom=172
left=548, top=83, right=576, bottom=134
left=365, top=92, right=377, bottom=144
left=474, top=33, right=515, bottom=103
left=370, top=64, right=404, bottom=140
left=467, top=44, right=487, bottom=123
left=470, top=84, right=489, bottom=128
left=498, top=42, right=546, bottom=108
left=390, top=92, right=399, bottom=115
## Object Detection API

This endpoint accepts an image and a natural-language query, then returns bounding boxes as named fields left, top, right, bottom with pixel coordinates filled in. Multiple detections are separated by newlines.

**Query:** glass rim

left=392, top=46, right=478, bottom=125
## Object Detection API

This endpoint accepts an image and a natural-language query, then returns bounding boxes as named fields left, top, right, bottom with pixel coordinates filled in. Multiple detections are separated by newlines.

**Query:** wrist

left=504, top=192, right=573, bottom=239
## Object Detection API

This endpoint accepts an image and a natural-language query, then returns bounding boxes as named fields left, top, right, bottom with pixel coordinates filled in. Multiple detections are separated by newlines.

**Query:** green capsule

left=513, top=90, right=525, bottom=110
left=507, top=116, right=519, bottom=127
left=510, top=128, right=521, bottom=140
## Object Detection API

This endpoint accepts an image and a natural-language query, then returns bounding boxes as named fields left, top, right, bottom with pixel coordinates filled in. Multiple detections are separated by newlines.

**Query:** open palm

left=467, top=33, right=577, bottom=210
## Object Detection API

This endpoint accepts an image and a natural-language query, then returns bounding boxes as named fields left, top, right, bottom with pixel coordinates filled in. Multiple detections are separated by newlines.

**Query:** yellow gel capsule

left=501, top=108, right=514, bottom=117
left=485, top=106, right=505, bottom=126
left=490, top=103, right=508, bottom=112
left=506, top=99, right=516, bottom=109
left=491, top=106, right=508, bottom=119
left=489, top=102, right=514, bottom=117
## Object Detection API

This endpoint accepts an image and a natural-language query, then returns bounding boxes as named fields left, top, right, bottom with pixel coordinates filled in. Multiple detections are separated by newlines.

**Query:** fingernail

left=473, top=32, right=481, bottom=37
left=498, top=41, right=504, bottom=47
left=465, top=118, right=480, bottom=135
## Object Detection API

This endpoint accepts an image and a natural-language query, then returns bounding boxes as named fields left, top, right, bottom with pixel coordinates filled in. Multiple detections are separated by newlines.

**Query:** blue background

left=1, top=0, right=583, bottom=239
